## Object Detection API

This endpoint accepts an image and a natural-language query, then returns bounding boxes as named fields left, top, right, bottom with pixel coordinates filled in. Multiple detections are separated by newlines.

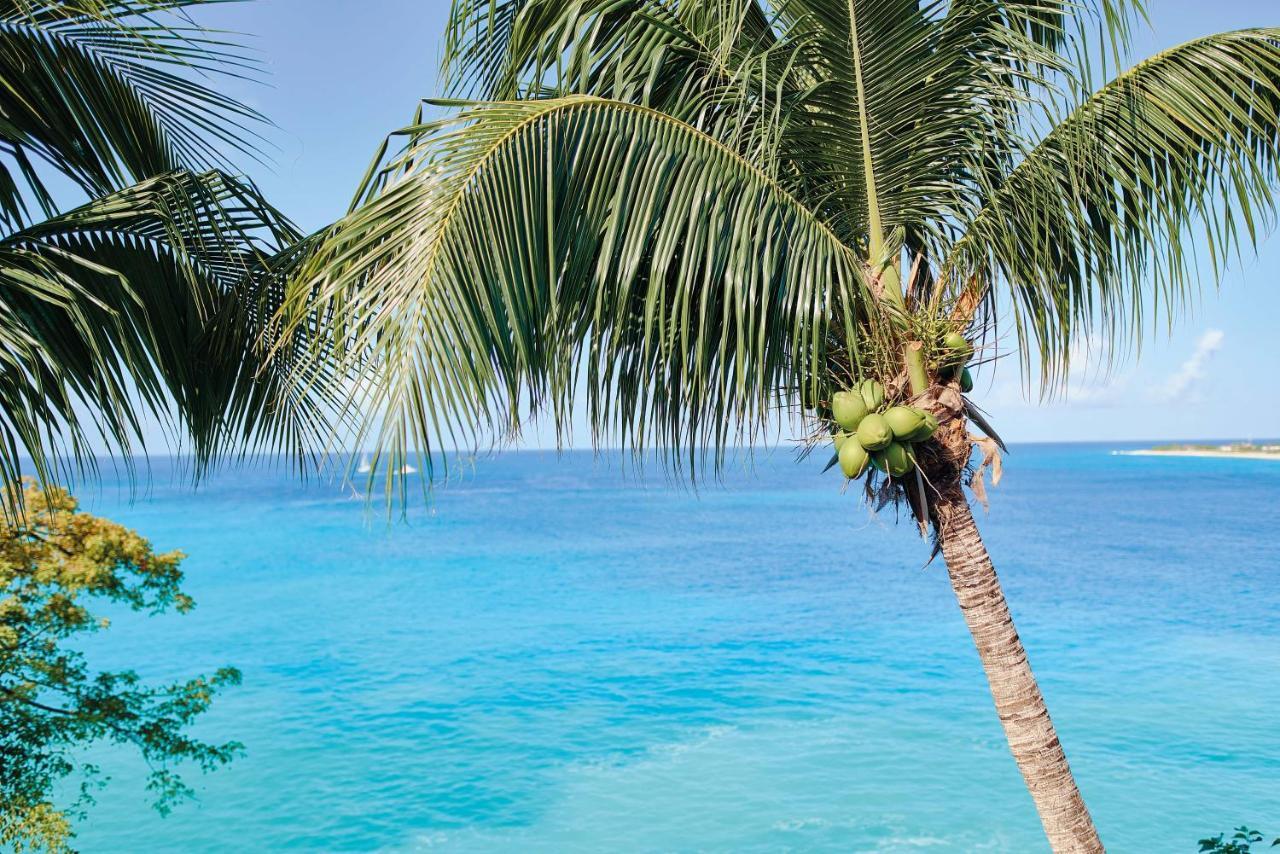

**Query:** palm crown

left=287, top=1, right=1280, bottom=495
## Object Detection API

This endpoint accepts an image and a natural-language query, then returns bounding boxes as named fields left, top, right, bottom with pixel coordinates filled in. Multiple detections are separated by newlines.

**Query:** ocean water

left=62, top=444, right=1279, bottom=852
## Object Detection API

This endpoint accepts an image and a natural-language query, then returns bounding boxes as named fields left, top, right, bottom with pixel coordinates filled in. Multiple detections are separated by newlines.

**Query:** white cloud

left=987, top=334, right=1129, bottom=409
left=1157, top=328, right=1225, bottom=402
left=1062, top=334, right=1128, bottom=406
left=1065, top=378, right=1129, bottom=407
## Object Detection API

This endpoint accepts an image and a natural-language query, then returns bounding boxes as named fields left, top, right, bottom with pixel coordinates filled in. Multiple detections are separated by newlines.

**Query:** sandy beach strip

left=1117, top=449, right=1280, bottom=461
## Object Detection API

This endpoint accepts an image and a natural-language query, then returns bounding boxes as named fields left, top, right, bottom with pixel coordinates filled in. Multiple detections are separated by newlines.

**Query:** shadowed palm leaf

left=0, top=0, right=267, bottom=226
left=0, top=170, right=338, bottom=491
left=0, top=1, right=333, bottom=497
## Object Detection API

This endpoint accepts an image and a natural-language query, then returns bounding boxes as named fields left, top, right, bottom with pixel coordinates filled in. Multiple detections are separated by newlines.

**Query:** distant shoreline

left=1118, top=449, right=1280, bottom=461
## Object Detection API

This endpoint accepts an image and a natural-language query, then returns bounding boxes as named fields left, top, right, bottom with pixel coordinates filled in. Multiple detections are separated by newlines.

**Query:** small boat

left=398, top=464, right=417, bottom=475
left=356, top=456, right=372, bottom=474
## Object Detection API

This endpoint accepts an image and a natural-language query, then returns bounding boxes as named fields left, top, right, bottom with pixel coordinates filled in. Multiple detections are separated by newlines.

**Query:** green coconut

left=838, top=437, right=871, bottom=478
left=884, top=406, right=926, bottom=440
left=870, top=443, right=913, bottom=476
left=960, top=367, right=974, bottom=393
left=942, top=331, right=974, bottom=367
left=855, top=412, right=893, bottom=451
left=833, top=430, right=852, bottom=451
left=831, top=390, right=869, bottom=431
left=907, top=411, right=939, bottom=442
left=858, top=379, right=886, bottom=411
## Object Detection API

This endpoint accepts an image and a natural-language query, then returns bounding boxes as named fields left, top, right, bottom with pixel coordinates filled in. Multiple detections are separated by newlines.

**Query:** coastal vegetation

left=0, top=481, right=240, bottom=853
left=1149, top=443, right=1280, bottom=455
left=1199, top=827, right=1280, bottom=853
left=274, top=2, right=1280, bottom=850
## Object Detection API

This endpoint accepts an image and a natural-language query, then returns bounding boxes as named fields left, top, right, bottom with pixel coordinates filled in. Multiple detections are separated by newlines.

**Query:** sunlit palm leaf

left=946, top=0, right=1143, bottom=62
left=284, top=96, right=869, bottom=498
left=443, top=0, right=531, bottom=98
left=947, top=28, right=1280, bottom=386
left=441, top=0, right=1070, bottom=258
left=442, top=0, right=810, bottom=211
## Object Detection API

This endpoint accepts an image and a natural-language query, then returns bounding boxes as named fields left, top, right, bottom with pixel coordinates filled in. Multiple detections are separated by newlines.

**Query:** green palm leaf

left=284, top=95, right=871, bottom=497
left=442, top=1, right=1131, bottom=278
left=442, top=1, right=797, bottom=197
left=0, top=0, right=267, bottom=227
left=0, top=1, right=313, bottom=500
left=0, top=170, right=336, bottom=494
left=948, top=28, right=1280, bottom=386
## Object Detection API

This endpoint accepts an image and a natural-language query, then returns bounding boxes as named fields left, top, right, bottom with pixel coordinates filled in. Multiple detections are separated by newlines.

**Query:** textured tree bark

left=935, top=483, right=1104, bottom=853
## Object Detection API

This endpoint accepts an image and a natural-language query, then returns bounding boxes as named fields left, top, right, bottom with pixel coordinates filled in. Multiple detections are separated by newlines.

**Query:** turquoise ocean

left=66, top=443, right=1279, bottom=852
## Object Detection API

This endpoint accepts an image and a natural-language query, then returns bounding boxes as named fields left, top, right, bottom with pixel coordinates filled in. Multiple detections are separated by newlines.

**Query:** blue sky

left=192, top=0, right=1279, bottom=446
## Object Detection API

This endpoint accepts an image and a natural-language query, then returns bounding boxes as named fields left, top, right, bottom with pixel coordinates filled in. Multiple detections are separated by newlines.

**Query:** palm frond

left=0, top=0, right=267, bottom=224
left=947, top=28, right=1280, bottom=387
left=441, top=1, right=798, bottom=184
left=0, top=170, right=338, bottom=492
left=762, top=0, right=1064, bottom=256
left=283, top=95, right=871, bottom=500
left=440, top=0, right=1062, bottom=264
left=445, top=1, right=778, bottom=98
left=948, top=0, right=1143, bottom=63
left=442, top=0, right=534, bottom=99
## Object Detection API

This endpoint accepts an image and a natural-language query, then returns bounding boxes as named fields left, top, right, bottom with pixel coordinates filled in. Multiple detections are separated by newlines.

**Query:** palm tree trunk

left=936, top=483, right=1104, bottom=853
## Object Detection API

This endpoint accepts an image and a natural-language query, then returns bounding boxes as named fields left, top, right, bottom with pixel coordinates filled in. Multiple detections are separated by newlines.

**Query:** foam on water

left=64, top=445, right=1280, bottom=851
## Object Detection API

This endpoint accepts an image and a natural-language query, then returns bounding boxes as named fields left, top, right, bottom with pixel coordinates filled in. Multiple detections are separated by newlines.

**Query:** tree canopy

left=281, top=1, right=1280, bottom=497
left=0, top=481, right=240, bottom=854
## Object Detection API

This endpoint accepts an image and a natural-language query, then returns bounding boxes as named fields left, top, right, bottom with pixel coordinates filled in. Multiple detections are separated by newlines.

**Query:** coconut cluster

left=830, top=381, right=938, bottom=480
left=828, top=333, right=975, bottom=483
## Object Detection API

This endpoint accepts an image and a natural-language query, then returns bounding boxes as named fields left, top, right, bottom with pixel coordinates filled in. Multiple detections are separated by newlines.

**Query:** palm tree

left=282, top=2, right=1280, bottom=850
left=0, top=0, right=329, bottom=497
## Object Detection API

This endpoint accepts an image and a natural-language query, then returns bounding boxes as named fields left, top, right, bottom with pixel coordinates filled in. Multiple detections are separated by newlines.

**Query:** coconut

left=838, top=437, right=871, bottom=478
left=870, top=442, right=913, bottom=476
left=831, top=390, right=869, bottom=431
left=942, top=332, right=974, bottom=367
left=858, top=379, right=886, bottom=411
left=907, top=410, right=939, bottom=442
left=855, top=412, right=893, bottom=451
left=881, top=441, right=915, bottom=477
left=884, top=406, right=925, bottom=440
left=833, top=430, right=852, bottom=451
left=960, top=367, right=974, bottom=393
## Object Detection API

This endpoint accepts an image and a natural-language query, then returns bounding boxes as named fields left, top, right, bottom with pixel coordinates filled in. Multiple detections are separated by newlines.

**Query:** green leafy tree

left=0, top=0, right=335, bottom=499
left=1199, top=827, right=1280, bottom=853
left=279, top=1, right=1280, bottom=849
left=0, top=481, right=241, bottom=853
